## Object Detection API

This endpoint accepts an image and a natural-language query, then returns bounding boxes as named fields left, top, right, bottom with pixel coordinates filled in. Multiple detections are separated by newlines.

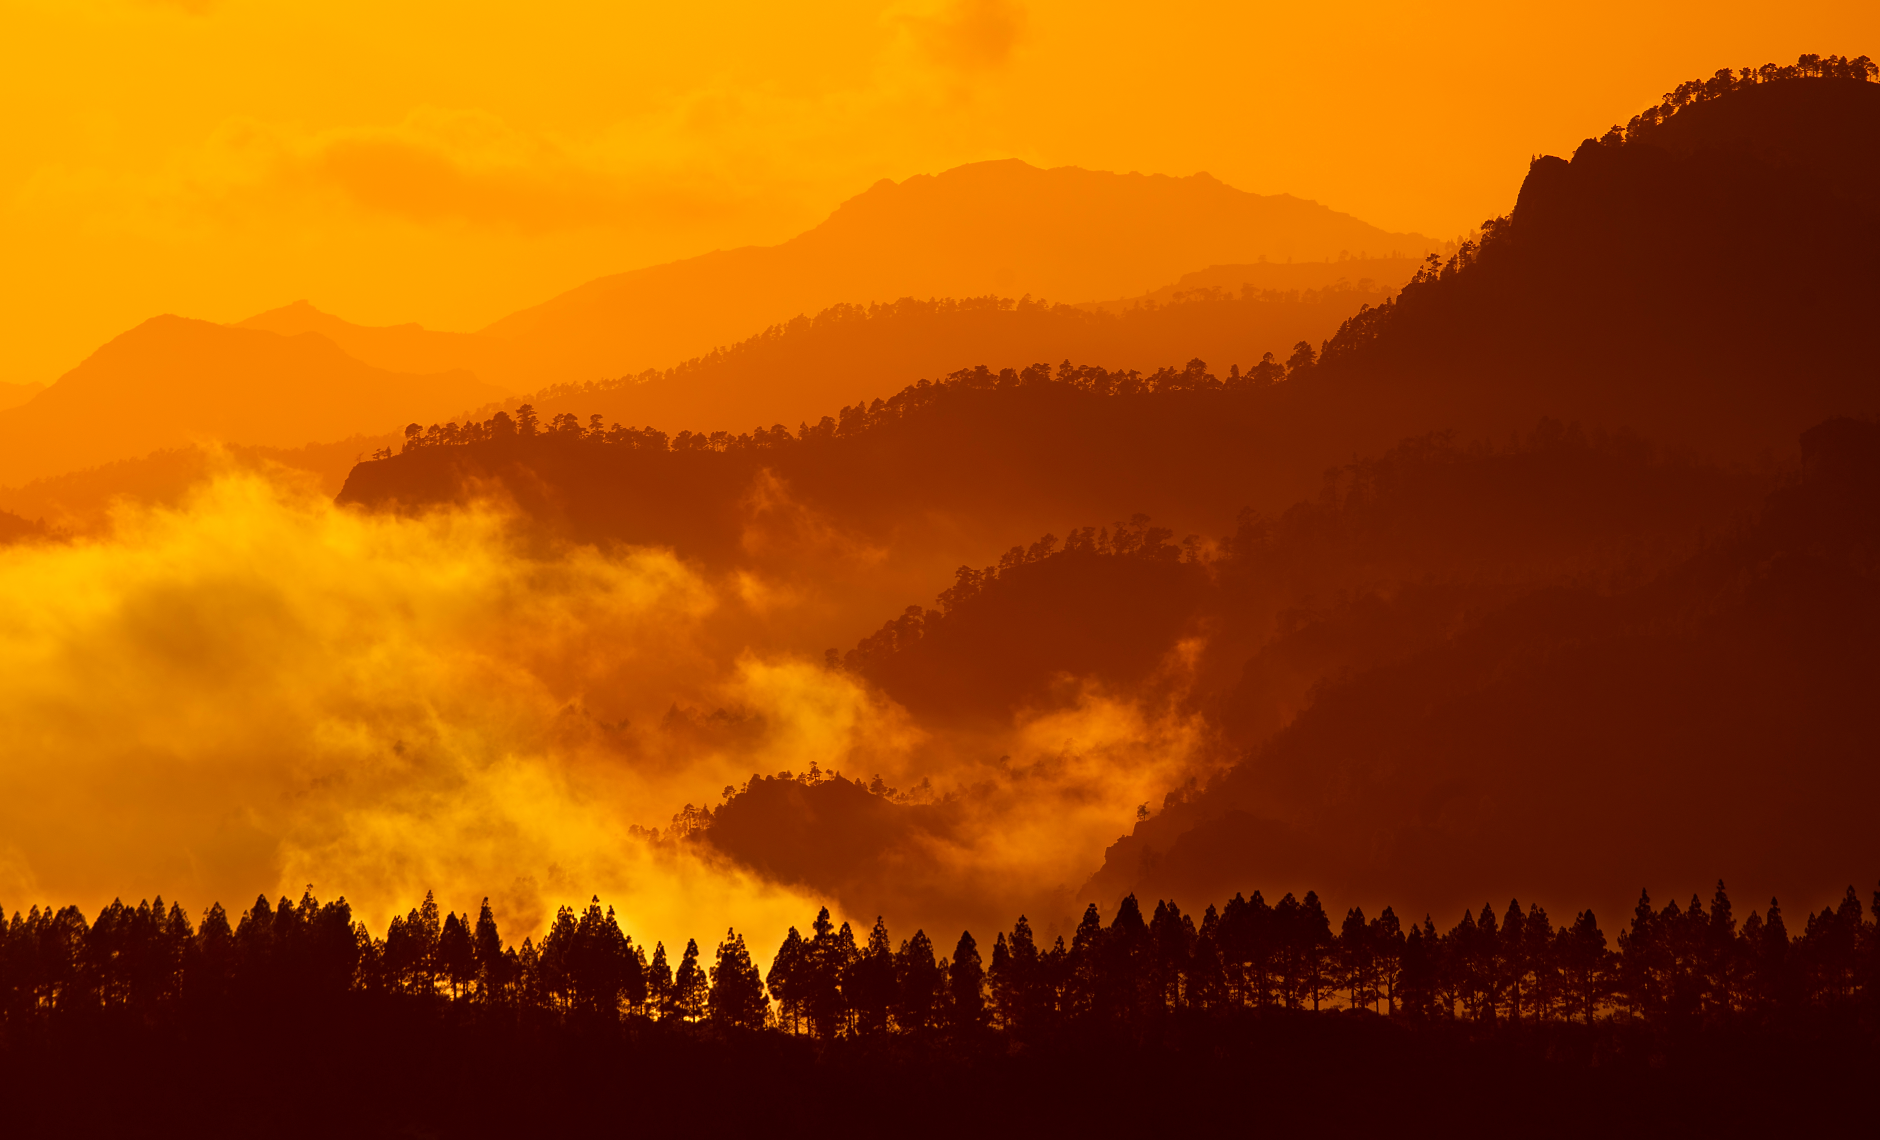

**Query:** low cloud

left=0, top=466, right=1212, bottom=955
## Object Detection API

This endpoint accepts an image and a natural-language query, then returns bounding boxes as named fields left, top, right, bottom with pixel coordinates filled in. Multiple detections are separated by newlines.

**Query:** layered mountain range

left=0, top=160, right=1431, bottom=494
left=331, top=70, right=1880, bottom=933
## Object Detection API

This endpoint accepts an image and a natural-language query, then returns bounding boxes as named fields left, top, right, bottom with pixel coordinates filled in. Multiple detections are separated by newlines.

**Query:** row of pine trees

left=3, top=882, right=1875, bottom=1037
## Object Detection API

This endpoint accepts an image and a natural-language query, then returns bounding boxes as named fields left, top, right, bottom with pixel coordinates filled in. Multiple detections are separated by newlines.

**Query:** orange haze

left=4, top=0, right=1876, bottom=390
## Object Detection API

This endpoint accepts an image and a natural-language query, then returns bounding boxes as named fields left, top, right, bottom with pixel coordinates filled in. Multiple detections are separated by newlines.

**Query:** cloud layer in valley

left=0, top=467, right=1215, bottom=952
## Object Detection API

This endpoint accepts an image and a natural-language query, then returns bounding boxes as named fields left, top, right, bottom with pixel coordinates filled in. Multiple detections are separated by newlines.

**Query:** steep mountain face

left=0, top=316, right=500, bottom=486
left=1082, top=416, right=1880, bottom=929
left=477, top=160, right=1439, bottom=387
left=1320, top=78, right=1880, bottom=456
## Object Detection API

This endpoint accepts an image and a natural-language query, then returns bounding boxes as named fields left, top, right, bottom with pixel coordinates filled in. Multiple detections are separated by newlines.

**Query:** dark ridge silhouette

left=841, top=520, right=1209, bottom=724
left=338, top=361, right=1356, bottom=569
left=1, top=881, right=1873, bottom=1135
left=1084, top=416, right=1880, bottom=926
left=704, top=776, right=969, bottom=929
left=837, top=421, right=1758, bottom=728
left=477, top=284, right=1397, bottom=439
left=1314, top=62, right=1880, bottom=457
left=657, top=416, right=1853, bottom=932
left=339, top=66, right=1880, bottom=585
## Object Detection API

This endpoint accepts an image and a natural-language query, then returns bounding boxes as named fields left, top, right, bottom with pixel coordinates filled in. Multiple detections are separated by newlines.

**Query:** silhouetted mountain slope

left=838, top=421, right=1757, bottom=728
left=1084, top=416, right=1880, bottom=928
left=1318, top=72, right=1880, bottom=455
left=847, top=530, right=1210, bottom=724
left=479, top=160, right=1439, bottom=388
left=339, top=364, right=1351, bottom=568
left=0, top=316, right=500, bottom=486
left=702, top=776, right=980, bottom=930
left=512, top=287, right=1388, bottom=438
left=342, top=73, right=1880, bottom=569
left=659, top=423, right=1761, bottom=928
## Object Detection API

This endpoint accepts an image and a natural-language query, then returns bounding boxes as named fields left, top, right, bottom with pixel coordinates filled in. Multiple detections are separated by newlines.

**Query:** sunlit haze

left=2, top=0, right=1873, bottom=385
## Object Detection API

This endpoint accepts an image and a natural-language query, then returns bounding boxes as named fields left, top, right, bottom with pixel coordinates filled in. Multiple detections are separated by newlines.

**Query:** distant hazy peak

left=474, top=157, right=1437, bottom=381
left=236, top=299, right=426, bottom=337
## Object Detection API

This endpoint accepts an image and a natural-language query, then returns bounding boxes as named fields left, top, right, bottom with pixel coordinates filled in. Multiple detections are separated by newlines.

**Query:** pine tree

left=851, top=917, right=895, bottom=1035
left=708, top=928, right=769, bottom=1032
left=1300, top=892, right=1334, bottom=1012
left=1561, top=910, right=1609, bottom=1024
left=438, top=912, right=474, bottom=999
left=538, top=904, right=579, bottom=1011
left=767, top=927, right=806, bottom=1033
left=472, top=899, right=504, bottom=1002
left=1372, top=907, right=1404, bottom=1015
left=1340, top=907, right=1372, bottom=1011
left=646, top=941, right=674, bottom=1020
left=675, top=937, right=707, bottom=1022
left=1502, top=899, right=1527, bottom=1023
left=1067, top=903, right=1105, bottom=1017
left=893, top=930, right=942, bottom=1032
left=948, top=930, right=987, bottom=1033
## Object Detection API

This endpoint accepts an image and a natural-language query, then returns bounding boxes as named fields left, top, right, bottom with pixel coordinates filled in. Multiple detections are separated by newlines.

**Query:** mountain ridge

left=0, top=315, right=501, bottom=487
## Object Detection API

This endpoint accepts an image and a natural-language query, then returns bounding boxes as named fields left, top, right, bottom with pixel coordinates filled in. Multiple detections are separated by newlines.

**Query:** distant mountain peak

left=475, top=159, right=1438, bottom=384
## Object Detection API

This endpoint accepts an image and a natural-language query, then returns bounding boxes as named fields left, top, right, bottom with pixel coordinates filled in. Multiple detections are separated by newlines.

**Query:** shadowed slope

left=1317, top=77, right=1880, bottom=456
left=1084, top=416, right=1880, bottom=930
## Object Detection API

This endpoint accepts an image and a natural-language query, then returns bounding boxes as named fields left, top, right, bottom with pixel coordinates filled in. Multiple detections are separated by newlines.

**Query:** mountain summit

left=477, top=160, right=1439, bottom=386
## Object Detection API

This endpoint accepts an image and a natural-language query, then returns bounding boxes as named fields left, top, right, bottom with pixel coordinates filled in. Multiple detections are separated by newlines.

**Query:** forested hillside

left=342, top=64, right=1880, bottom=570
left=1083, top=416, right=1880, bottom=921
left=470, top=281, right=1395, bottom=441
left=1316, top=59, right=1880, bottom=454
left=328, top=59, right=1880, bottom=946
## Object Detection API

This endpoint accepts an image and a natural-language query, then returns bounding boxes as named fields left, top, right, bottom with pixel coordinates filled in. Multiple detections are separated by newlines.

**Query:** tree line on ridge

left=4, top=878, right=1876, bottom=1040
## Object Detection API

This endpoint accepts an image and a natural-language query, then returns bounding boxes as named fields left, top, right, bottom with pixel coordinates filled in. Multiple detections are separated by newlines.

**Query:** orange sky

left=3, top=0, right=1874, bottom=387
